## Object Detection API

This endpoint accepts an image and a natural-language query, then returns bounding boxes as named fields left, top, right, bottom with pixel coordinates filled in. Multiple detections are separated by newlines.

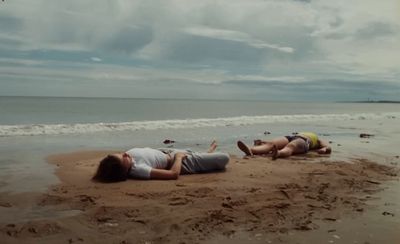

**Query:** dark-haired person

left=237, top=132, right=331, bottom=160
left=93, top=141, right=229, bottom=182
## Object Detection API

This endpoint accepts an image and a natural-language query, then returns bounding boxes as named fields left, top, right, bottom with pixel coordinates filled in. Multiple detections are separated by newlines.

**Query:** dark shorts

left=157, top=148, right=229, bottom=174
left=284, top=135, right=310, bottom=153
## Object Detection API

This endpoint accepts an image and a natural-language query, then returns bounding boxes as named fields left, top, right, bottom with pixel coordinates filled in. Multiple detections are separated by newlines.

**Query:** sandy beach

left=0, top=149, right=398, bottom=244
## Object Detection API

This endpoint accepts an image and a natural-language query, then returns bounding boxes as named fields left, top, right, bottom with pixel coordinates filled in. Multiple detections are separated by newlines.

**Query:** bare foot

left=271, top=145, right=279, bottom=160
left=207, top=140, right=218, bottom=153
left=237, top=141, right=253, bottom=156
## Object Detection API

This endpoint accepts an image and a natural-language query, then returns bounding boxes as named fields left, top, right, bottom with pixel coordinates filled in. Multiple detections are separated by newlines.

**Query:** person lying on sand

left=93, top=140, right=229, bottom=182
left=237, top=132, right=331, bottom=160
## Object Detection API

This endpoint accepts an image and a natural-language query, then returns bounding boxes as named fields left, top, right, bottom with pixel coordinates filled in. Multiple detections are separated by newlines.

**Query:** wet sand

left=0, top=150, right=398, bottom=244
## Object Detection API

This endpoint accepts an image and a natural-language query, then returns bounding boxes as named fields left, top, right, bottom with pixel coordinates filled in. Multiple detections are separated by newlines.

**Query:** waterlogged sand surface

left=1, top=151, right=398, bottom=244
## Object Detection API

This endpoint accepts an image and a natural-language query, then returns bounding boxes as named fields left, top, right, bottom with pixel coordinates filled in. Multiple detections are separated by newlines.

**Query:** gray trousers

left=158, top=148, right=230, bottom=174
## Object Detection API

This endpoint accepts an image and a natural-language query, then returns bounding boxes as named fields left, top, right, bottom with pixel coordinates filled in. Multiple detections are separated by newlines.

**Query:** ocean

left=0, top=96, right=399, bottom=242
left=1, top=96, right=399, bottom=137
left=1, top=96, right=399, bottom=192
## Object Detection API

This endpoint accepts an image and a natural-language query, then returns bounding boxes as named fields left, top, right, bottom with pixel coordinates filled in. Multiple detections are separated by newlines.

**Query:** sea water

left=1, top=96, right=399, bottom=137
left=0, top=96, right=399, bottom=192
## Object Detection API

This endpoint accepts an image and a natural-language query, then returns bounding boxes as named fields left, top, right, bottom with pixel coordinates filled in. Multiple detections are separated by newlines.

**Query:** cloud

left=222, top=78, right=400, bottom=101
left=90, top=57, right=102, bottom=62
left=355, top=21, right=398, bottom=39
left=100, top=26, right=153, bottom=55
left=159, top=33, right=268, bottom=65
left=0, top=0, right=399, bottom=100
left=230, top=75, right=307, bottom=83
left=0, top=58, right=44, bottom=66
left=0, top=15, right=23, bottom=33
left=183, top=26, right=294, bottom=53
left=292, top=0, right=311, bottom=3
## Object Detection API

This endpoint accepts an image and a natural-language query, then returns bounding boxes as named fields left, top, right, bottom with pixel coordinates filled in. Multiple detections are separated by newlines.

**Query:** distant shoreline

left=339, top=100, right=400, bottom=104
left=1, top=96, right=399, bottom=103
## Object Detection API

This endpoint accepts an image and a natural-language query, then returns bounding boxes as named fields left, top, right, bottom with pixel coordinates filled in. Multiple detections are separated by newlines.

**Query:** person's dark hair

left=92, top=155, right=128, bottom=183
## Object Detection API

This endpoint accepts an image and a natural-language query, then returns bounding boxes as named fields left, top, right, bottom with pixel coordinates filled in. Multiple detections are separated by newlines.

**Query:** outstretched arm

left=316, top=139, right=332, bottom=154
left=149, top=152, right=187, bottom=180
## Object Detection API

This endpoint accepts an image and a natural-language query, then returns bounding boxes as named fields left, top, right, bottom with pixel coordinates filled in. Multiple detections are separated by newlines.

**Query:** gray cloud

left=355, top=21, right=398, bottom=39
left=0, top=15, right=25, bottom=49
left=222, top=79, right=400, bottom=101
left=0, top=15, right=22, bottom=32
left=163, top=33, right=268, bottom=64
left=101, top=26, right=153, bottom=55
left=292, top=0, right=311, bottom=3
left=0, top=0, right=399, bottom=101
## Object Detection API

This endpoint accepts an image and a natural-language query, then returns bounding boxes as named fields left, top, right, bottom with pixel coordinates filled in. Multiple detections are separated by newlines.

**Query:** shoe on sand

left=237, top=141, right=253, bottom=156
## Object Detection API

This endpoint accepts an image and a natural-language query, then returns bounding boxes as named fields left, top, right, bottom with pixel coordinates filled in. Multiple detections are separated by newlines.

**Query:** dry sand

left=0, top=151, right=399, bottom=244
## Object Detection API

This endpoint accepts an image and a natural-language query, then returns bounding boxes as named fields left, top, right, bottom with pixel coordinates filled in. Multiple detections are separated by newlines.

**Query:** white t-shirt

left=126, top=148, right=169, bottom=179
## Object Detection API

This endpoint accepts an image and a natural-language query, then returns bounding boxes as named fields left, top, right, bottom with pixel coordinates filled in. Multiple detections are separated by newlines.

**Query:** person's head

left=92, top=153, right=132, bottom=183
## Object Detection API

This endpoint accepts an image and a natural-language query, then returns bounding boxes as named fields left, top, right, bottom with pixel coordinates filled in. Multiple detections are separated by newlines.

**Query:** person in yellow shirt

left=237, top=132, right=331, bottom=160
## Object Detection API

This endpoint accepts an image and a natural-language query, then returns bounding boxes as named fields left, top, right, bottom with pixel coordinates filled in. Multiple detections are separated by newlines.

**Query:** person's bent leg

left=238, top=137, right=289, bottom=156
left=272, top=138, right=307, bottom=159
left=272, top=144, right=295, bottom=159
left=271, top=137, right=291, bottom=150
left=250, top=142, right=275, bottom=155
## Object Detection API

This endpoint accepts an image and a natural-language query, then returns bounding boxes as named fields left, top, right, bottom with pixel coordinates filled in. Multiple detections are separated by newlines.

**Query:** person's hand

left=317, top=147, right=331, bottom=154
left=174, top=152, right=187, bottom=160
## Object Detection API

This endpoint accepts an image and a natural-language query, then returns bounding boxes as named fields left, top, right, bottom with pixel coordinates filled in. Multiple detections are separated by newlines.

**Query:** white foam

left=0, top=112, right=398, bottom=137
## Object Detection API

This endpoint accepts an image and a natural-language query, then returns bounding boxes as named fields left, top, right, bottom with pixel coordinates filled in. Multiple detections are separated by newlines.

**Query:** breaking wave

left=0, top=112, right=398, bottom=137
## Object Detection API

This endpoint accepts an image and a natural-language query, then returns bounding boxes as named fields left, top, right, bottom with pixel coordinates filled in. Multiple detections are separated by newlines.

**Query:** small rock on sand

left=359, top=133, right=374, bottom=138
left=163, top=139, right=176, bottom=144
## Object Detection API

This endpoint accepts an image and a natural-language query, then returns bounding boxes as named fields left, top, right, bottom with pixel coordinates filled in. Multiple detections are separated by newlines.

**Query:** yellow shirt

left=299, top=132, right=319, bottom=149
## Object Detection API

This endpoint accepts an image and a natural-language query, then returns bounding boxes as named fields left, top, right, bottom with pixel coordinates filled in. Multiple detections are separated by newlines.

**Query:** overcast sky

left=0, top=0, right=399, bottom=101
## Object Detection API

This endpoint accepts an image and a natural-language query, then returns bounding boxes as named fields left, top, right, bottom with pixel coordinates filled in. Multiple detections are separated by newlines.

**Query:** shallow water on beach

left=0, top=114, right=398, bottom=193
